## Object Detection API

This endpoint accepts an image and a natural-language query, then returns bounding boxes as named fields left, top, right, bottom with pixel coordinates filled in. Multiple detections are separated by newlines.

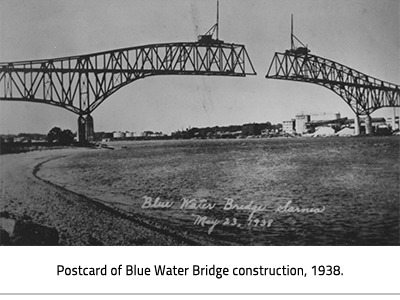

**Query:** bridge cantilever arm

left=265, top=51, right=400, bottom=114
left=0, top=41, right=256, bottom=115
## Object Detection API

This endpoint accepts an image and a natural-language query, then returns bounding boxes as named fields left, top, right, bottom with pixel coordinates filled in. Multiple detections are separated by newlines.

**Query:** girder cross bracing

left=0, top=42, right=256, bottom=115
left=266, top=52, right=400, bottom=115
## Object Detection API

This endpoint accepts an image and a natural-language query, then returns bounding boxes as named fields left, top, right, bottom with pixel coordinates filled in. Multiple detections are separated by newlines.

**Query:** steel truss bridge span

left=266, top=52, right=400, bottom=117
left=0, top=42, right=256, bottom=116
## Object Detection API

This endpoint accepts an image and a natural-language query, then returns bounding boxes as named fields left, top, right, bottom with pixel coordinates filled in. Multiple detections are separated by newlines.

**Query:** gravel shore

left=0, top=148, right=189, bottom=245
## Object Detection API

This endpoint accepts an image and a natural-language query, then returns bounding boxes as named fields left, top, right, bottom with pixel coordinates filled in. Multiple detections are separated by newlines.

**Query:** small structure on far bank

left=336, top=127, right=355, bottom=137
left=311, top=127, right=335, bottom=137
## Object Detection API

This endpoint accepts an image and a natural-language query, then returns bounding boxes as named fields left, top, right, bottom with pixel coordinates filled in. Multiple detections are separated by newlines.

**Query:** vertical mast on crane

left=288, top=14, right=310, bottom=55
left=216, top=0, right=219, bottom=40
left=291, top=14, right=294, bottom=50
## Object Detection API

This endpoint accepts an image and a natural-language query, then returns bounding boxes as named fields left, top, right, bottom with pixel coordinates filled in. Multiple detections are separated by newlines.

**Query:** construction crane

left=286, top=14, right=310, bottom=55
left=197, top=1, right=224, bottom=44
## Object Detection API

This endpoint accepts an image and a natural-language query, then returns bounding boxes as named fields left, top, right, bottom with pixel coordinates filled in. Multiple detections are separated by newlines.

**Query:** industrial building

left=295, top=114, right=311, bottom=134
left=307, top=117, right=347, bottom=132
left=125, top=132, right=134, bottom=138
left=282, top=119, right=295, bottom=134
left=281, top=112, right=393, bottom=135
left=385, top=116, right=399, bottom=130
left=310, top=112, right=341, bottom=121
left=112, top=131, right=136, bottom=139
left=113, top=131, right=126, bottom=139
left=282, top=112, right=343, bottom=134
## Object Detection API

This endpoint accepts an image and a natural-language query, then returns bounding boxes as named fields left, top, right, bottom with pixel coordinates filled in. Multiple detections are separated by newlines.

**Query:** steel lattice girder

left=0, top=42, right=256, bottom=115
left=266, top=52, right=400, bottom=115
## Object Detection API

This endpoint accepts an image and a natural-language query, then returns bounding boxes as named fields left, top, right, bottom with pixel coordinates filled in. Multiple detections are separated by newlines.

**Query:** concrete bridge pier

left=354, top=114, right=360, bottom=135
left=364, top=114, right=372, bottom=135
left=85, top=115, right=95, bottom=142
left=78, top=116, right=86, bottom=143
left=78, top=115, right=95, bottom=144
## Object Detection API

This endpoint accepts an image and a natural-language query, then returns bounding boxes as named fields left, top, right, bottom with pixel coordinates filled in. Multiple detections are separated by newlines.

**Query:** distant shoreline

left=0, top=142, right=83, bottom=155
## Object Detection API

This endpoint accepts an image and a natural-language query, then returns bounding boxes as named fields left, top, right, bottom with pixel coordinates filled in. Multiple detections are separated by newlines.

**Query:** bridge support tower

left=364, top=115, right=372, bottom=135
left=354, top=115, right=360, bottom=136
left=78, top=115, right=95, bottom=144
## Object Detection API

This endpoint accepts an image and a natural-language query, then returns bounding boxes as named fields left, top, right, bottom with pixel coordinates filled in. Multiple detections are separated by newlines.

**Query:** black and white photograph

left=0, top=0, right=399, bottom=246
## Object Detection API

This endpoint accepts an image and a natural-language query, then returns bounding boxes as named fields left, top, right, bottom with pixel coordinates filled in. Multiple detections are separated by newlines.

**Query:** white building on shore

left=282, top=119, right=295, bottom=134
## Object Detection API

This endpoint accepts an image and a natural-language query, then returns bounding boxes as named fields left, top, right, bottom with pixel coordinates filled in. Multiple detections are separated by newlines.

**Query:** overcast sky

left=0, top=0, right=399, bottom=134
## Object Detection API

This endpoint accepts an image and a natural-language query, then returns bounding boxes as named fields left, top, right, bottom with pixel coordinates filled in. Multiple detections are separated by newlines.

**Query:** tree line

left=171, top=122, right=283, bottom=139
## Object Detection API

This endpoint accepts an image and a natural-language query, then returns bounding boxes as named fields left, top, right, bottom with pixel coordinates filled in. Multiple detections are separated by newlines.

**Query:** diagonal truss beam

left=266, top=52, right=400, bottom=115
left=0, top=42, right=256, bottom=115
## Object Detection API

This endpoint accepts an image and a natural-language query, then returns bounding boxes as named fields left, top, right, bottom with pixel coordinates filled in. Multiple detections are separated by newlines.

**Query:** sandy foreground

left=0, top=147, right=187, bottom=245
